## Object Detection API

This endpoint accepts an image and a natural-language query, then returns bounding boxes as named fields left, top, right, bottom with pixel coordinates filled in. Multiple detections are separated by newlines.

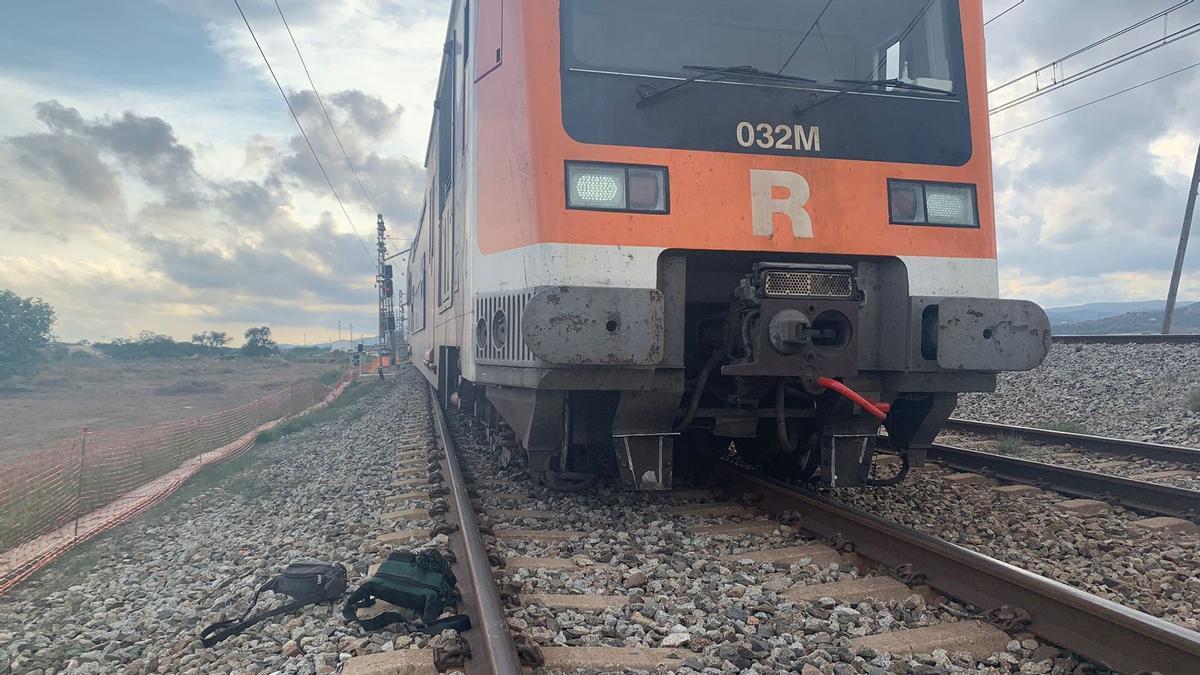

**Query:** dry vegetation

left=0, top=355, right=346, bottom=459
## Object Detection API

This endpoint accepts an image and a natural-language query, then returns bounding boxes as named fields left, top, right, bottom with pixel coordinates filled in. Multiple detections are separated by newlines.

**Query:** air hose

left=815, top=377, right=908, bottom=486
left=816, top=377, right=890, bottom=421
left=675, top=351, right=726, bottom=432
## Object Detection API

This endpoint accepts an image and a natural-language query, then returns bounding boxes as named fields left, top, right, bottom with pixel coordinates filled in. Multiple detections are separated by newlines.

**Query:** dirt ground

left=0, top=356, right=346, bottom=459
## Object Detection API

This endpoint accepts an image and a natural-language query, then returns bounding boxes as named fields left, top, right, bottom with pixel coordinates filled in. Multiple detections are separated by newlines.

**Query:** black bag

left=342, top=549, right=470, bottom=634
left=200, top=560, right=348, bottom=647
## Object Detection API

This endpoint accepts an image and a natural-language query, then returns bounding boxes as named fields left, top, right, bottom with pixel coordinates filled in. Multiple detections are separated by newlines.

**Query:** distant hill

left=1044, top=300, right=1172, bottom=326
left=1052, top=301, right=1200, bottom=335
left=280, top=336, right=386, bottom=351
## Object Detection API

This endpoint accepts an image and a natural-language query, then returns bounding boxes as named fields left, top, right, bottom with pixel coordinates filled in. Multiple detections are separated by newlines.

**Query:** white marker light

left=924, top=185, right=977, bottom=226
left=567, top=164, right=626, bottom=210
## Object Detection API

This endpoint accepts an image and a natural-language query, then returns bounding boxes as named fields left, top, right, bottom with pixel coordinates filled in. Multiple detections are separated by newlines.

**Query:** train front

left=475, top=0, right=1050, bottom=490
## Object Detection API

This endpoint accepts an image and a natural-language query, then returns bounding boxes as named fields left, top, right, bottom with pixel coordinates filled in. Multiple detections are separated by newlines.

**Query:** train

left=407, top=0, right=1051, bottom=491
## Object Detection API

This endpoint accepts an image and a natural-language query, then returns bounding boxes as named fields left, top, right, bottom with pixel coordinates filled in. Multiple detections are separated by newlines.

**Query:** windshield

left=564, top=0, right=961, bottom=96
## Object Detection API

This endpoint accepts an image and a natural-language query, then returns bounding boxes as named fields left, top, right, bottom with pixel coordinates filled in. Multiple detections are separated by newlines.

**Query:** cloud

left=984, top=0, right=1200, bottom=305
left=7, top=132, right=121, bottom=207
left=31, top=100, right=202, bottom=205
left=328, top=89, right=404, bottom=140
left=275, top=89, right=426, bottom=224
left=0, top=89, right=418, bottom=341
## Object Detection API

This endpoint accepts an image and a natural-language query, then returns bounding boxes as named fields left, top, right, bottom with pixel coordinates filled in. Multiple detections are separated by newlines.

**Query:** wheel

left=735, top=420, right=818, bottom=482
left=497, top=442, right=514, bottom=468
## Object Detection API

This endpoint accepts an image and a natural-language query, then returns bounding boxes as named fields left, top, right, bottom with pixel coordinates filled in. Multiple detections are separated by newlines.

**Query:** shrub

left=154, top=379, right=226, bottom=396
left=1041, top=420, right=1089, bottom=434
left=995, top=434, right=1024, bottom=455
left=95, top=332, right=206, bottom=360
left=317, top=369, right=344, bottom=386
left=1188, top=387, right=1200, bottom=413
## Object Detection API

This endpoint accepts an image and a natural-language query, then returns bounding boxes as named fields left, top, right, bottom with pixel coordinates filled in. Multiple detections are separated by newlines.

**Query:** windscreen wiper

left=637, top=64, right=816, bottom=109
left=834, top=77, right=955, bottom=96
left=684, top=64, right=817, bottom=84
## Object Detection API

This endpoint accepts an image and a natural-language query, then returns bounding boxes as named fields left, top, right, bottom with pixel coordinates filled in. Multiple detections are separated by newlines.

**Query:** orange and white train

left=408, top=0, right=1050, bottom=490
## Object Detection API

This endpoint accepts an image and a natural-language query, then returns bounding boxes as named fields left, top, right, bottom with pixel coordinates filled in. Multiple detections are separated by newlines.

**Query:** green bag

left=342, top=549, right=470, bottom=634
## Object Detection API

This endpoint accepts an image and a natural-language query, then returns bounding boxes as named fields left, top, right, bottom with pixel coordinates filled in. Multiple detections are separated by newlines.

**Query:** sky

left=0, top=0, right=1198, bottom=344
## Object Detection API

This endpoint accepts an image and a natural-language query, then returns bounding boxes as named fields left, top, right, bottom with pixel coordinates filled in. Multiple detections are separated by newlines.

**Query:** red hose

left=817, top=377, right=889, bottom=421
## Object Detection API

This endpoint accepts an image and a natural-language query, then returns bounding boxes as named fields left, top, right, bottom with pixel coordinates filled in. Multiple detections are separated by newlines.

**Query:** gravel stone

left=0, top=370, right=436, bottom=673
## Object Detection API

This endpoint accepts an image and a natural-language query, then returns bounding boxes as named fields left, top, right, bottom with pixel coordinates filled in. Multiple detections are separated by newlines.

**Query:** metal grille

left=763, top=271, right=854, bottom=298
left=474, top=292, right=535, bottom=364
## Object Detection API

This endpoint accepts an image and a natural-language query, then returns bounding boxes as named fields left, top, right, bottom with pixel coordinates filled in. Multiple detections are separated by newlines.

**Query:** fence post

left=73, top=427, right=88, bottom=540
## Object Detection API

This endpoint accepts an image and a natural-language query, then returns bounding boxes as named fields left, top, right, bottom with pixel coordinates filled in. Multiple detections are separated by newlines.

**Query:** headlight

left=888, top=180, right=978, bottom=228
left=566, top=162, right=669, bottom=213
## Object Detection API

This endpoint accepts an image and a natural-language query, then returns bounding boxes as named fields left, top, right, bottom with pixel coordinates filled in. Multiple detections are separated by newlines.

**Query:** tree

left=0, top=290, right=56, bottom=382
left=242, top=326, right=278, bottom=357
left=191, top=331, right=232, bottom=348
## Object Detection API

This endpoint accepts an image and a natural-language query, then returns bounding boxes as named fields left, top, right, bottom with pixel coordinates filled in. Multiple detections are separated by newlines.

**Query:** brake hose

left=816, top=377, right=889, bottom=421
left=816, top=377, right=908, bottom=486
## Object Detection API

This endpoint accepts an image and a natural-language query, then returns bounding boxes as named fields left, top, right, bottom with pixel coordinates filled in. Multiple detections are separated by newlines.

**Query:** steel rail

left=944, top=418, right=1200, bottom=465
left=429, top=386, right=523, bottom=675
left=926, top=442, right=1200, bottom=517
left=1052, top=334, right=1200, bottom=344
left=720, top=462, right=1200, bottom=674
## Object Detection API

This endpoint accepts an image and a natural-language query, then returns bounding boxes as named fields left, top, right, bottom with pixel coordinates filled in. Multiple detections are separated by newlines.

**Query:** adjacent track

left=721, top=462, right=1200, bottom=674
left=944, top=418, right=1200, bottom=466
left=1052, top=334, right=1200, bottom=345
left=925, top=442, right=1200, bottom=517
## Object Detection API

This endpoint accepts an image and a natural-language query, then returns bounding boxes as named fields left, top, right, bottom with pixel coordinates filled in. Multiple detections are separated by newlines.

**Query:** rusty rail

left=720, top=462, right=1200, bottom=674
left=926, top=442, right=1200, bottom=518
left=428, top=385, right=523, bottom=675
left=944, top=418, right=1200, bottom=465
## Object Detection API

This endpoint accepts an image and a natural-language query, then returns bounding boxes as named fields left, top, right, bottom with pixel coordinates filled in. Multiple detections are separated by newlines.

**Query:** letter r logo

left=750, top=169, right=813, bottom=238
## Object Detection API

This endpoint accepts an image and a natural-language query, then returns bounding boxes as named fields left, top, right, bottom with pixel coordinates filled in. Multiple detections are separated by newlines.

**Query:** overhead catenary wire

left=984, top=0, right=1025, bottom=27
left=989, top=18, right=1200, bottom=115
left=791, top=0, right=938, bottom=117
left=992, top=59, right=1200, bottom=139
left=273, top=0, right=379, bottom=216
left=778, top=0, right=835, bottom=74
left=233, top=0, right=375, bottom=266
left=990, top=1, right=1193, bottom=94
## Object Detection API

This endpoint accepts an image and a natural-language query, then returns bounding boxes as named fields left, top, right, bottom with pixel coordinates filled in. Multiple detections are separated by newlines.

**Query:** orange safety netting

left=0, top=360, right=379, bottom=594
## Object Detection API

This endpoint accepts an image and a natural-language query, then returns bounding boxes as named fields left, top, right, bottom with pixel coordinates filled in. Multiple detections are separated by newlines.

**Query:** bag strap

left=342, top=584, right=471, bottom=635
left=350, top=610, right=472, bottom=635
left=199, top=574, right=275, bottom=644
left=201, top=592, right=324, bottom=647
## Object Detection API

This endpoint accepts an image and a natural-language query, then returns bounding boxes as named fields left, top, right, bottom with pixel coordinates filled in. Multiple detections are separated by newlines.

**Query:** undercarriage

left=445, top=251, right=1049, bottom=492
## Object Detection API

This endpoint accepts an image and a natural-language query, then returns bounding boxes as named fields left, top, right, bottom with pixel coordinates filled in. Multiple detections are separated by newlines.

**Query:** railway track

left=727, top=465, right=1200, bottom=674
left=343, top=372, right=1200, bottom=674
left=944, top=418, right=1200, bottom=466
left=923, top=441, right=1200, bottom=518
left=929, top=418, right=1200, bottom=517
left=1052, top=334, right=1200, bottom=345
